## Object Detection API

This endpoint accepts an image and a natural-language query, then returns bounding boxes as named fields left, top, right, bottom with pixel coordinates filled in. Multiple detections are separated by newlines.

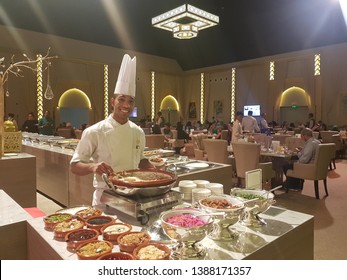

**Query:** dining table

left=260, top=149, right=295, bottom=188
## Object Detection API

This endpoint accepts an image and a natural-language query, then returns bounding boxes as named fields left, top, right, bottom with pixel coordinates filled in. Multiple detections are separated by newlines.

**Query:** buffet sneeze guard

left=101, top=190, right=182, bottom=225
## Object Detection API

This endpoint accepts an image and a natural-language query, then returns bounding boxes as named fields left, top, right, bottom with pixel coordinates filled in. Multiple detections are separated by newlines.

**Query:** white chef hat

left=114, top=54, right=136, bottom=97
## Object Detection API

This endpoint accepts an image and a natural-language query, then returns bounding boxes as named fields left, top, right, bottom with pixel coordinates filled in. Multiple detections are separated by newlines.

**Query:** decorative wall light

left=200, top=73, right=204, bottom=123
left=269, top=61, right=275, bottom=80
left=151, top=71, right=155, bottom=121
left=103, top=64, right=109, bottom=118
left=44, top=59, right=54, bottom=100
left=314, top=54, right=321, bottom=76
left=230, top=68, right=236, bottom=121
left=152, top=4, right=219, bottom=39
left=36, top=54, right=43, bottom=119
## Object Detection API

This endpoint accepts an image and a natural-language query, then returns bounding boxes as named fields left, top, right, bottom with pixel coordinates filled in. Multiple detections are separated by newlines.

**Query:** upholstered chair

left=285, top=137, right=304, bottom=152
left=232, top=142, right=274, bottom=187
left=145, top=134, right=166, bottom=149
left=272, top=134, right=292, bottom=145
left=74, top=129, right=82, bottom=140
left=285, top=143, right=336, bottom=199
left=203, top=139, right=236, bottom=180
left=191, top=134, right=207, bottom=160
left=203, top=139, right=231, bottom=164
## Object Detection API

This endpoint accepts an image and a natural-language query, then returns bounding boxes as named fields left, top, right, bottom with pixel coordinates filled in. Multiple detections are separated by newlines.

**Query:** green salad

left=234, top=193, right=266, bottom=200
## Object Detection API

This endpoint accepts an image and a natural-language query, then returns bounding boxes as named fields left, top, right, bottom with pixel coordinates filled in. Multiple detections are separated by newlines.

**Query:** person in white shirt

left=70, top=54, right=153, bottom=206
left=260, top=112, right=269, bottom=133
left=232, top=111, right=244, bottom=143
left=242, top=110, right=260, bottom=133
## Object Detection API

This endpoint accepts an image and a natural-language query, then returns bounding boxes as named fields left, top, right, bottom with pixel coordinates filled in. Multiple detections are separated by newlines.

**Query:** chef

left=70, top=54, right=152, bottom=206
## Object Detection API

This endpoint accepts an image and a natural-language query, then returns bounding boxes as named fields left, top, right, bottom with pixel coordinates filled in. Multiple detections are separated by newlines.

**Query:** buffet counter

left=0, top=152, right=36, bottom=207
left=0, top=190, right=32, bottom=259
left=22, top=143, right=94, bottom=206
left=0, top=189, right=314, bottom=260
left=25, top=204, right=314, bottom=260
left=22, top=143, right=234, bottom=206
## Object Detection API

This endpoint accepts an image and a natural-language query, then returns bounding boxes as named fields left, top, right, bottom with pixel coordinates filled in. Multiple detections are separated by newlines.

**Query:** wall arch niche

left=56, top=88, right=92, bottom=128
left=160, top=95, right=180, bottom=126
left=278, top=86, right=311, bottom=125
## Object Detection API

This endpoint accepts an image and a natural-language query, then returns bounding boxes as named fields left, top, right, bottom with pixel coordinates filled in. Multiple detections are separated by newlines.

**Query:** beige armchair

left=191, top=134, right=208, bottom=160
left=203, top=139, right=231, bottom=164
left=286, top=143, right=336, bottom=199
left=145, top=134, right=166, bottom=149
left=285, top=137, right=304, bottom=152
left=232, top=142, right=274, bottom=187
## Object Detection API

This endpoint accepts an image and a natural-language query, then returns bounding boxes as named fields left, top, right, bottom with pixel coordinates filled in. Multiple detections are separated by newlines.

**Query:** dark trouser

left=282, top=161, right=304, bottom=190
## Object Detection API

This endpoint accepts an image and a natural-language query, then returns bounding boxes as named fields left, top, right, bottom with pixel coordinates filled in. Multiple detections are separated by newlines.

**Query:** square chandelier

left=151, top=4, right=219, bottom=39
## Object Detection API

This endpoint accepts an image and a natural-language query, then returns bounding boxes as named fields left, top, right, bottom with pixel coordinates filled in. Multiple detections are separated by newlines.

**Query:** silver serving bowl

left=198, top=195, right=244, bottom=241
left=230, top=188, right=275, bottom=227
left=160, top=208, right=214, bottom=259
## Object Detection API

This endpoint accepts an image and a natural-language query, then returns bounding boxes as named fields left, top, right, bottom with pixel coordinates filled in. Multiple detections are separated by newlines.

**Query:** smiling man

left=70, top=54, right=152, bottom=206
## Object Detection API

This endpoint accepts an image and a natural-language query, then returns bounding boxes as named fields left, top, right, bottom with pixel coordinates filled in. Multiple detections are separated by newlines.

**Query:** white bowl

left=193, top=180, right=210, bottom=188
left=206, top=183, right=224, bottom=195
left=178, top=180, right=194, bottom=187
left=149, top=156, right=167, bottom=167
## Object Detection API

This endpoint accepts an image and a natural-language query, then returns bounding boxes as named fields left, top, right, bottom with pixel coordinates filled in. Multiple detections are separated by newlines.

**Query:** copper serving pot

left=102, top=169, right=177, bottom=197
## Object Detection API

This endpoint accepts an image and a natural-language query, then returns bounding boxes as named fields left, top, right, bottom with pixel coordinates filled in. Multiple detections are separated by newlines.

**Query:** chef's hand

left=93, top=162, right=113, bottom=175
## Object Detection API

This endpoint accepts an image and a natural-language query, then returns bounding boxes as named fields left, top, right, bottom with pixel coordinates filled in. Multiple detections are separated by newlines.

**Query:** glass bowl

left=230, top=188, right=276, bottom=227
left=160, top=208, right=214, bottom=260
left=198, top=195, right=244, bottom=240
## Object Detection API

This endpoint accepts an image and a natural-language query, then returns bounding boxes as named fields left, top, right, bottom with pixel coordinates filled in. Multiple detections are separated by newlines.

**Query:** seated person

left=282, top=128, right=320, bottom=190
left=151, top=124, right=162, bottom=134
left=162, top=123, right=173, bottom=143
left=176, top=122, right=190, bottom=143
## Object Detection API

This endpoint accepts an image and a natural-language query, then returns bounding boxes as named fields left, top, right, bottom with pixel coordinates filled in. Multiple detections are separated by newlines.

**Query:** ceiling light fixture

left=152, top=4, right=219, bottom=39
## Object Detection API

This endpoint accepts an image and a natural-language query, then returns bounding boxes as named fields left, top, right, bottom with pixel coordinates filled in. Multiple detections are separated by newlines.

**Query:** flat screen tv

left=244, top=105, right=261, bottom=117
left=129, top=107, right=138, bottom=118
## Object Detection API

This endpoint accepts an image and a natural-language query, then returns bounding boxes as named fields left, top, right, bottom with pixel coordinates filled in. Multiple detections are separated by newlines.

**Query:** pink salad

left=165, top=213, right=208, bottom=227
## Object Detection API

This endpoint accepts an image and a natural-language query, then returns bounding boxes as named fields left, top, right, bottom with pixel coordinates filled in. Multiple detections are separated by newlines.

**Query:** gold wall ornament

left=0, top=48, right=57, bottom=156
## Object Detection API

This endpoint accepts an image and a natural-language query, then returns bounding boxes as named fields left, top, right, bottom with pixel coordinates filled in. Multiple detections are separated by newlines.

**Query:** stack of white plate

left=192, top=188, right=211, bottom=205
left=193, top=180, right=210, bottom=188
left=178, top=180, right=197, bottom=202
left=206, top=183, right=224, bottom=195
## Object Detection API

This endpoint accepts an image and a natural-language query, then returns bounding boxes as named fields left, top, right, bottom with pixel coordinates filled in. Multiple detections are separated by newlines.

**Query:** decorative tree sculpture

left=0, top=48, right=57, bottom=156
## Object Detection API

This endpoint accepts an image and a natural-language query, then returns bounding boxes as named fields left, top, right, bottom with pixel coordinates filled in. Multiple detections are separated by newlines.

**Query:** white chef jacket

left=70, top=115, right=145, bottom=206
left=232, top=119, right=243, bottom=143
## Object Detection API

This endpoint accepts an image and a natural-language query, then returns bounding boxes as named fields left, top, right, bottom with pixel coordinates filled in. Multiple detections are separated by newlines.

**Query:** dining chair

left=272, top=134, right=292, bottom=145
left=203, top=139, right=236, bottom=181
left=285, top=137, right=304, bottom=152
left=232, top=142, right=274, bottom=187
left=203, top=139, right=231, bottom=164
left=191, top=134, right=208, bottom=160
left=145, top=134, right=166, bottom=149
left=285, top=143, right=336, bottom=199
left=74, top=129, right=82, bottom=140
